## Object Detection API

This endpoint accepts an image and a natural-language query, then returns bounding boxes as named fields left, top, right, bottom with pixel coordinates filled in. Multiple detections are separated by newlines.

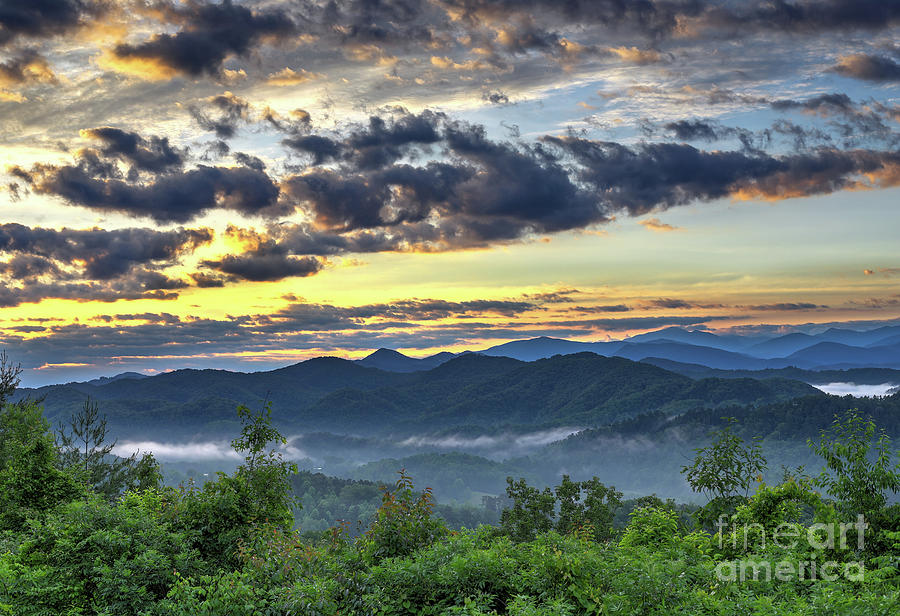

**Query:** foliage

left=681, top=417, right=767, bottom=527
left=0, top=368, right=898, bottom=615
left=361, top=469, right=449, bottom=562
left=57, top=397, right=161, bottom=498
left=0, top=351, right=21, bottom=410
left=170, top=402, right=298, bottom=568
left=501, top=475, right=622, bottom=543
left=809, top=409, right=900, bottom=518
left=0, top=490, right=204, bottom=616
left=0, top=400, right=84, bottom=531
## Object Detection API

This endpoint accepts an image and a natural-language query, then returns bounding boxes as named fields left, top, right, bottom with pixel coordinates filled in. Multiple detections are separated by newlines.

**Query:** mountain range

left=356, top=325, right=900, bottom=372
left=16, top=352, right=822, bottom=441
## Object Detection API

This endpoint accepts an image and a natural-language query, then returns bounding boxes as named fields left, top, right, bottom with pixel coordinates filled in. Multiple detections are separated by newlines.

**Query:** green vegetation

left=0, top=353, right=897, bottom=614
left=14, top=353, right=822, bottom=439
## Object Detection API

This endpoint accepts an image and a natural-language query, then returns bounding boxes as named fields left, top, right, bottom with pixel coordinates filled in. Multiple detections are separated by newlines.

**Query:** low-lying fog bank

left=809, top=382, right=899, bottom=397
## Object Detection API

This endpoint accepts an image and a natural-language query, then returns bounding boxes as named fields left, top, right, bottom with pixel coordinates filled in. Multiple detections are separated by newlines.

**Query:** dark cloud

left=345, top=298, right=538, bottom=321
left=830, top=54, right=900, bottom=82
left=189, top=271, right=226, bottom=288
left=12, top=149, right=284, bottom=223
left=771, top=93, right=855, bottom=113
left=306, top=0, right=442, bottom=46
left=201, top=252, right=323, bottom=282
left=646, top=298, right=697, bottom=309
left=546, top=315, right=732, bottom=331
left=570, top=304, right=632, bottom=313
left=189, top=91, right=250, bottom=139
left=80, top=127, right=184, bottom=173
left=0, top=222, right=214, bottom=304
left=0, top=253, right=61, bottom=279
left=482, top=91, right=510, bottom=105
left=0, top=223, right=211, bottom=280
left=0, top=48, right=56, bottom=85
left=545, top=136, right=900, bottom=213
left=747, top=303, right=826, bottom=311
left=442, top=0, right=698, bottom=40
left=662, top=119, right=723, bottom=142
left=701, top=0, right=900, bottom=34
left=284, top=110, right=444, bottom=169
left=652, top=119, right=768, bottom=153
left=110, top=0, right=296, bottom=78
left=0, top=280, right=180, bottom=308
left=233, top=152, right=265, bottom=171
left=0, top=0, right=104, bottom=46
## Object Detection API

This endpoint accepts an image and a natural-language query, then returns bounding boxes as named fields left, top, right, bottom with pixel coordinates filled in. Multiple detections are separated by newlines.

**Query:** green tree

left=362, top=469, right=448, bottom=562
left=173, top=401, right=298, bottom=567
left=0, top=350, right=21, bottom=409
left=809, top=410, right=900, bottom=518
left=555, top=475, right=622, bottom=540
left=501, top=477, right=556, bottom=542
left=681, top=417, right=766, bottom=528
left=0, top=400, right=83, bottom=530
left=57, top=398, right=160, bottom=498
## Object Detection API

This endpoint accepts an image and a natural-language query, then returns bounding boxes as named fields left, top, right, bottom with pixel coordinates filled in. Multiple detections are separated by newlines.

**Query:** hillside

left=14, top=352, right=820, bottom=439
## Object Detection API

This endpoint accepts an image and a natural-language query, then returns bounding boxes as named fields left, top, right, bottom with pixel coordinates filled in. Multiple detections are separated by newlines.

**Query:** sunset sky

left=1, top=0, right=899, bottom=386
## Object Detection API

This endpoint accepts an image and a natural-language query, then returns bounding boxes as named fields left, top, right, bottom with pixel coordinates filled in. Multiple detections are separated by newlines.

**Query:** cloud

left=201, top=251, right=323, bottom=282
left=482, top=90, right=509, bottom=104
left=747, top=303, right=825, bottom=311
left=547, top=136, right=900, bottom=211
left=0, top=223, right=211, bottom=280
left=266, top=67, right=322, bottom=86
left=830, top=54, right=900, bottom=82
left=0, top=49, right=56, bottom=87
left=570, top=304, right=632, bottom=313
left=0, top=0, right=105, bottom=45
left=639, top=218, right=680, bottom=232
left=188, top=91, right=250, bottom=139
left=11, top=146, right=285, bottom=223
left=866, top=267, right=900, bottom=277
left=608, top=46, right=662, bottom=64
left=79, top=127, right=184, bottom=173
left=699, top=0, right=900, bottom=34
left=106, top=0, right=297, bottom=79
left=0, top=223, right=212, bottom=306
left=661, top=119, right=723, bottom=142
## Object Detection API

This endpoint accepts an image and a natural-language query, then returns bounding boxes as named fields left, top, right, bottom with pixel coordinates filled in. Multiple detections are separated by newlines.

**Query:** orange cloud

left=609, top=46, right=662, bottom=64
left=97, top=50, right=179, bottom=81
left=266, top=67, right=323, bottom=86
left=639, top=218, right=680, bottom=232
left=430, top=56, right=486, bottom=71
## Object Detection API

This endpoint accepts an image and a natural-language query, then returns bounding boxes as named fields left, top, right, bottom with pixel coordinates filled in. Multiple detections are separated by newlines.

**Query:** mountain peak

left=364, top=348, right=410, bottom=360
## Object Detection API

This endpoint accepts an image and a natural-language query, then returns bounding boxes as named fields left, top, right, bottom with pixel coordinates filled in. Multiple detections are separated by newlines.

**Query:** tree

left=0, top=400, right=83, bottom=530
left=809, top=410, right=900, bottom=518
left=0, top=350, right=22, bottom=408
left=681, top=417, right=766, bottom=527
left=173, top=401, right=299, bottom=567
left=555, top=475, right=622, bottom=540
left=362, top=469, right=448, bottom=561
left=502, top=476, right=622, bottom=542
left=501, top=477, right=556, bottom=542
left=57, top=398, right=157, bottom=498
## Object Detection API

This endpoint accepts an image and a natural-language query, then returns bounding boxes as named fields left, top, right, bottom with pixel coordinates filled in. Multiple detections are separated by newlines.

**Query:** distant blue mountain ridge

left=356, top=325, right=900, bottom=372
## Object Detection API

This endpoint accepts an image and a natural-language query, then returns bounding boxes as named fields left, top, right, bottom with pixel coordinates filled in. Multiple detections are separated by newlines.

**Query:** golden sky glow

left=1, top=1, right=899, bottom=385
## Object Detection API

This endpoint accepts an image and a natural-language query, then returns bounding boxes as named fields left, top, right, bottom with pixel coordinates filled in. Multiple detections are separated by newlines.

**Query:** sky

left=1, top=0, right=899, bottom=386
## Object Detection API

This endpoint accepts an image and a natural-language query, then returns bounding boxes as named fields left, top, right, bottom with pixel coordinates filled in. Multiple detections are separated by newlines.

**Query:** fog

left=398, top=427, right=582, bottom=452
left=810, top=382, right=899, bottom=397
left=113, top=441, right=243, bottom=461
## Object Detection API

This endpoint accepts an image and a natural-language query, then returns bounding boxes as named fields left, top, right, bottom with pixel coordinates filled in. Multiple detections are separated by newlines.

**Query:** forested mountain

left=14, top=352, right=819, bottom=439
